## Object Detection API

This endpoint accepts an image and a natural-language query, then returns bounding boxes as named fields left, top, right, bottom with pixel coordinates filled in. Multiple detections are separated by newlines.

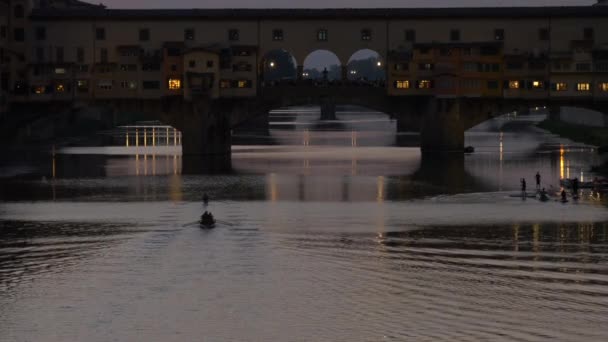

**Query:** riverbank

left=537, top=119, right=608, bottom=175
left=537, top=119, right=608, bottom=148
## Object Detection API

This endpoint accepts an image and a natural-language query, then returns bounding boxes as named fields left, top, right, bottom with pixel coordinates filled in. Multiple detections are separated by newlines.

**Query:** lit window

left=34, top=86, right=46, bottom=94
left=509, top=81, right=519, bottom=89
left=54, top=68, right=66, bottom=74
left=532, top=81, right=544, bottom=89
left=237, top=80, right=251, bottom=88
left=577, top=83, right=590, bottom=91
left=55, top=84, right=65, bottom=92
left=77, top=80, right=88, bottom=92
left=555, top=82, right=567, bottom=91
left=418, top=80, right=432, bottom=89
left=168, top=79, right=181, bottom=90
left=395, top=80, right=410, bottom=89
left=600, top=83, right=608, bottom=92
left=220, top=80, right=231, bottom=88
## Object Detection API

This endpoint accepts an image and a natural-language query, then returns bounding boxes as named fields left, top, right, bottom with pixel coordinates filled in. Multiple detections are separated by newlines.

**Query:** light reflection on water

left=1, top=106, right=608, bottom=341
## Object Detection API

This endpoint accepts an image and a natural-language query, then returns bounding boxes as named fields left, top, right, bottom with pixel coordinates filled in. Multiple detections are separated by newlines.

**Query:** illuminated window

left=577, top=83, right=590, bottom=91
left=220, top=80, right=231, bottom=88
left=508, top=80, right=520, bottom=89
left=395, top=80, right=410, bottom=89
left=600, top=83, right=608, bottom=92
left=54, top=68, right=66, bottom=74
left=120, top=81, right=137, bottom=90
left=34, top=86, right=46, bottom=94
left=418, top=80, right=432, bottom=89
left=555, top=82, right=567, bottom=91
left=168, top=79, right=181, bottom=90
left=77, top=80, right=88, bottom=92
left=55, top=84, right=65, bottom=92
left=532, top=81, right=544, bottom=89
left=237, top=80, right=252, bottom=88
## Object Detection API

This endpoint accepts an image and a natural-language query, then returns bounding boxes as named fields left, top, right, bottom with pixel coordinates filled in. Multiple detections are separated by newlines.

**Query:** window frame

left=317, top=29, right=328, bottom=42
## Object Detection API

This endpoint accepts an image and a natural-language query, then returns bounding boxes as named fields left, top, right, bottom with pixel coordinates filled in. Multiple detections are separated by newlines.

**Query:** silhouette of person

left=535, top=172, right=541, bottom=190
left=521, top=178, right=527, bottom=193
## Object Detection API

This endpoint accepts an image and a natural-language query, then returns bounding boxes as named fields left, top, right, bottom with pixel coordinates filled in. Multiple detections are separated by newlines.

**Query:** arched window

left=14, top=5, right=25, bottom=18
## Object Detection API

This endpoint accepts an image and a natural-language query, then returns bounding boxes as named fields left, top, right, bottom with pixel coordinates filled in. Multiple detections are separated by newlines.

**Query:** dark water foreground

left=1, top=107, right=607, bottom=341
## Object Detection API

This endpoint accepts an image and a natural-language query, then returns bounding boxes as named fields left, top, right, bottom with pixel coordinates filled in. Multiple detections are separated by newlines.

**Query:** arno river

left=1, top=107, right=607, bottom=341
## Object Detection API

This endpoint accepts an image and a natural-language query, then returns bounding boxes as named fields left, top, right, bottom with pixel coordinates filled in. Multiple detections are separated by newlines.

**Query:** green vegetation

left=537, top=119, right=608, bottom=148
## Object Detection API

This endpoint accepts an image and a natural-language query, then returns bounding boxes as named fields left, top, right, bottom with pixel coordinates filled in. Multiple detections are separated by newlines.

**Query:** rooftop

left=30, top=6, right=608, bottom=20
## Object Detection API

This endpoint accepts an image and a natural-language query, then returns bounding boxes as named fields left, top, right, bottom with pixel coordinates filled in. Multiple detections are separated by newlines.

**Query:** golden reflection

left=499, top=131, right=503, bottom=191
left=166, top=127, right=169, bottom=146
left=136, top=129, right=139, bottom=147
left=566, top=160, right=570, bottom=179
left=144, top=154, right=148, bottom=175
left=532, top=224, right=540, bottom=257
left=303, top=129, right=310, bottom=146
left=173, top=154, right=178, bottom=175
left=178, top=132, right=181, bottom=145
left=168, top=173, right=183, bottom=202
left=174, top=128, right=178, bottom=146
left=152, top=128, right=156, bottom=146
left=269, top=173, right=278, bottom=202
left=126, top=131, right=129, bottom=147
left=559, top=145, right=564, bottom=179
left=144, top=129, right=147, bottom=147
left=377, top=176, right=385, bottom=202
left=580, top=170, right=584, bottom=183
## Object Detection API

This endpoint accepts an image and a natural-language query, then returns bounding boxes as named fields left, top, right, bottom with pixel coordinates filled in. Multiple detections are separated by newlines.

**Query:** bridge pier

left=175, top=99, right=233, bottom=173
left=420, top=98, right=465, bottom=152
left=320, top=96, right=337, bottom=120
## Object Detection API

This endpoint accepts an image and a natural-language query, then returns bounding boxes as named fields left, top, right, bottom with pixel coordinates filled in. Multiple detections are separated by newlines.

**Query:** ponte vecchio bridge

left=2, top=0, right=608, bottom=160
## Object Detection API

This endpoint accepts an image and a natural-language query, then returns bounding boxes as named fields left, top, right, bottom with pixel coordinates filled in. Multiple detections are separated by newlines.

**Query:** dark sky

left=99, top=0, right=594, bottom=9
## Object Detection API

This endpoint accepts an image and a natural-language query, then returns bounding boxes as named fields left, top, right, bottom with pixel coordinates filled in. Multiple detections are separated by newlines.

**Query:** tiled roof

left=30, top=6, right=608, bottom=21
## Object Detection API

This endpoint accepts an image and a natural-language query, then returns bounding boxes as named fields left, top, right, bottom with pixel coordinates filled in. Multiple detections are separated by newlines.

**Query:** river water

left=1, top=107, right=608, bottom=341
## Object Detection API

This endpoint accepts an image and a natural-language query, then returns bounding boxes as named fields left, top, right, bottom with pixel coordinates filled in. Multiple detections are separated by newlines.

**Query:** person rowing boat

left=200, top=211, right=216, bottom=228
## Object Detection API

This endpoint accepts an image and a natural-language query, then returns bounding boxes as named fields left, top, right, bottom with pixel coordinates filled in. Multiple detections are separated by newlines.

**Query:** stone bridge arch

left=346, top=49, right=386, bottom=81
left=302, top=49, right=343, bottom=80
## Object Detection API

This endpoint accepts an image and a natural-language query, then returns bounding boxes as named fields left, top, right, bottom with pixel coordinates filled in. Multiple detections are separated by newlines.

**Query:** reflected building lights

left=126, top=131, right=129, bottom=147
left=166, top=127, right=170, bottom=146
left=136, top=154, right=140, bottom=175
left=269, top=173, right=278, bottom=202
left=559, top=145, right=565, bottom=179
left=144, top=129, right=147, bottom=147
left=377, top=176, right=385, bottom=202
left=136, top=129, right=139, bottom=147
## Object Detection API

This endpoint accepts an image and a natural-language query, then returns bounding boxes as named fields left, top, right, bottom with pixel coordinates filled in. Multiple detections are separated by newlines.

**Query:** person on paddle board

left=535, top=172, right=541, bottom=190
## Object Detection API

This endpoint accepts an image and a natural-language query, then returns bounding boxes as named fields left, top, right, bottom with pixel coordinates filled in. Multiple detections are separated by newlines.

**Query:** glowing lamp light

left=269, top=61, right=275, bottom=68
left=377, top=61, right=382, bottom=67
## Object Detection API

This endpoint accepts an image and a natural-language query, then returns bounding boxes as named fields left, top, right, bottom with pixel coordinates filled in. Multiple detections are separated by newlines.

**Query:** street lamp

left=269, top=61, right=275, bottom=68
left=377, top=61, right=382, bottom=67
